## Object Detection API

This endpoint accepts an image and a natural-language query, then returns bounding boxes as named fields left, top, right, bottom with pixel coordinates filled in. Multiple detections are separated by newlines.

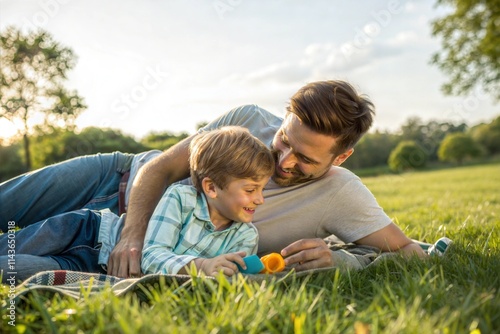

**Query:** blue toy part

left=237, top=254, right=265, bottom=274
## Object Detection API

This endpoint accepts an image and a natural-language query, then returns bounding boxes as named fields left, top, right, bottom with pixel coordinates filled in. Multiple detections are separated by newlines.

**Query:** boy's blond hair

left=189, top=126, right=275, bottom=191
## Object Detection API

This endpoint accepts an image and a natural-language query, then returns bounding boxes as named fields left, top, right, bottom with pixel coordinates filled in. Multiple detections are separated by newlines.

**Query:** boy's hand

left=198, top=251, right=247, bottom=276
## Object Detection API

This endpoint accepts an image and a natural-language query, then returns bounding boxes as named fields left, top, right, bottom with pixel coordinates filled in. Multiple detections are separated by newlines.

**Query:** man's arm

left=353, top=223, right=426, bottom=256
left=281, top=223, right=426, bottom=271
left=107, top=135, right=195, bottom=277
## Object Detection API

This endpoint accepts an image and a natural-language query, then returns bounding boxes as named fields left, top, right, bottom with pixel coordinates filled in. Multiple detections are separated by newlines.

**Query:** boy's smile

left=206, top=177, right=269, bottom=230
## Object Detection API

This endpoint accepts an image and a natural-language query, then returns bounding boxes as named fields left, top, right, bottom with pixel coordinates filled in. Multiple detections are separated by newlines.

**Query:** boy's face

left=271, top=113, right=352, bottom=187
left=209, top=176, right=269, bottom=226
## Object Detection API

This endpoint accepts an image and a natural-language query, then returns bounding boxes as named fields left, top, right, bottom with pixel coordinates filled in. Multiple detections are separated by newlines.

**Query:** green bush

left=438, top=132, right=482, bottom=163
left=388, top=140, right=428, bottom=172
left=470, top=116, right=500, bottom=155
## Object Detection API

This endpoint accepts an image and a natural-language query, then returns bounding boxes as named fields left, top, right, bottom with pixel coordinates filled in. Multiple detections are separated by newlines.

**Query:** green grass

left=1, top=163, right=499, bottom=333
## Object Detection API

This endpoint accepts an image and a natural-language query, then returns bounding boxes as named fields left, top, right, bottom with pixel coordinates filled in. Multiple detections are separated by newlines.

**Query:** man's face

left=271, top=114, right=351, bottom=187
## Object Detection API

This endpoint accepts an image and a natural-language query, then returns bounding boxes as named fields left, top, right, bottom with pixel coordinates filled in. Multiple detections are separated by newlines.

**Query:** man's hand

left=107, top=237, right=143, bottom=278
left=281, top=238, right=334, bottom=271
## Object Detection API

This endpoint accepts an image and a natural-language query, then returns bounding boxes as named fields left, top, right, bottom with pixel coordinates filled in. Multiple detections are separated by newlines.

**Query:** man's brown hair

left=190, top=126, right=275, bottom=192
left=287, top=80, right=375, bottom=154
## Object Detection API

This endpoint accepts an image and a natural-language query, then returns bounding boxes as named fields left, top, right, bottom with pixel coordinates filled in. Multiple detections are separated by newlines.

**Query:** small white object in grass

left=428, top=237, right=453, bottom=256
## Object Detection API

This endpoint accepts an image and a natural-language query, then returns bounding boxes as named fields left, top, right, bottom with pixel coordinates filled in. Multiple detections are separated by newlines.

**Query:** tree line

left=1, top=114, right=499, bottom=182
left=0, top=126, right=190, bottom=182
left=342, top=115, right=500, bottom=174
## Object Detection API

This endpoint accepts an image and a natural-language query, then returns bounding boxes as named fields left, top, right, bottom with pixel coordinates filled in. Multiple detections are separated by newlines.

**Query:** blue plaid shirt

left=141, top=184, right=259, bottom=275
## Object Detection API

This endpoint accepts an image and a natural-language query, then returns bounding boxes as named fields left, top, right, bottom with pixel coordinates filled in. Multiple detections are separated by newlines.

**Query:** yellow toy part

left=260, top=253, right=285, bottom=274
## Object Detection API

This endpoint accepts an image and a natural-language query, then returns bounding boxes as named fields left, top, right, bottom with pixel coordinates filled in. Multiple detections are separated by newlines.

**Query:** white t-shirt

left=128, top=104, right=392, bottom=255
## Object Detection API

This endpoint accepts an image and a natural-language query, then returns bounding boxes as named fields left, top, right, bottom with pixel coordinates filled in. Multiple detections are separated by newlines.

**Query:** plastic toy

left=260, top=253, right=286, bottom=273
left=237, top=253, right=286, bottom=274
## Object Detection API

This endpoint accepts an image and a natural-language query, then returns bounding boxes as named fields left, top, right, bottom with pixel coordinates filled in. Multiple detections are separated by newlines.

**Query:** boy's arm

left=183, top=226, right=258, bottom=276
left=107, top=135, right=194, bottom=278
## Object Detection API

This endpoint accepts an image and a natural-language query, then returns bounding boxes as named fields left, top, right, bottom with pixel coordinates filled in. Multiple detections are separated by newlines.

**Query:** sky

left=0, top=0, right=498, bottom=141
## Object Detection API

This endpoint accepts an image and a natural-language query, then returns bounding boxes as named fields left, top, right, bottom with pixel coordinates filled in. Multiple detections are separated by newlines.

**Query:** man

left=0, top=80, right=425, bottom=279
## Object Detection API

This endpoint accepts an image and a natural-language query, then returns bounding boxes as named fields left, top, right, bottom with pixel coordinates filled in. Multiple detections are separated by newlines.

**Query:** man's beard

left=271, top=149, right=315, bottom=187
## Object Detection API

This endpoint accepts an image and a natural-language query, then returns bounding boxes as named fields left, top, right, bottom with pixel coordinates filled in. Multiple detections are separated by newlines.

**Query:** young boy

left=141, top=126, right=274, bottom=276
left=0, top=126, right=274, bottom=283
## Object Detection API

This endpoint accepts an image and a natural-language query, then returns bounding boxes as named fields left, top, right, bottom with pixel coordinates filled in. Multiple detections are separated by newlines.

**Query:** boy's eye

left=245, top=189, right=255, bottom=193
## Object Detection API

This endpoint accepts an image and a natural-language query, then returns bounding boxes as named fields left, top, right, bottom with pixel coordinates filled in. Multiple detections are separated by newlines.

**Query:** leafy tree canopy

left=469, top=115, right=500, bottom=154
left=30, top=126, right=148, bottom=169
left=430, top=0, right=500, bottom=100
left=399, top=117, right=467, bottom=160
left=342, top=130, right=399, bottom=170
left=0, top=26, right=86, bottom=169
left=438, top=132, right=482, bottom=163
left=388, top=140, right=428, bottom=172
left=0, top=142, right=24, bottom=182
left=141, top=131, right=190, bottom=151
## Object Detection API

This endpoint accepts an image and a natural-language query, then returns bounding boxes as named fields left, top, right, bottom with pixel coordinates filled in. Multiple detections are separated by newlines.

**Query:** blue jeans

left=0, top=209, right=105, bottom=284
left=0, top=151, right=134, bottom=231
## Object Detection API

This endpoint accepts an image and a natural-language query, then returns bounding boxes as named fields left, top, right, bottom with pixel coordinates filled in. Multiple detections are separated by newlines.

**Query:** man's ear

left=332, top=148, right=354, bottom=166
left=202, top=177, right=218, bottom=198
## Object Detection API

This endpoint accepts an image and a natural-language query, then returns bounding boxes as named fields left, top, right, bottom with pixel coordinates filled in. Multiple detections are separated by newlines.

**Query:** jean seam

left=60, top=245, right=100, bottom=255
left=85, top=192, right=119, bottom=205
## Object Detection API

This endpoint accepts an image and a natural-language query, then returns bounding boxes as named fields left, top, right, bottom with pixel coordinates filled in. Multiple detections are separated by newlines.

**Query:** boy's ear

left=202, top=177, right=217, bottom=198
left=332, top=148, right=354, bottom=166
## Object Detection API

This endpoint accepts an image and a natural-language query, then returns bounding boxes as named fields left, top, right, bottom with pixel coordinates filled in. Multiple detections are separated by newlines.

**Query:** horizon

left=1, top=108, right=498, bottom=145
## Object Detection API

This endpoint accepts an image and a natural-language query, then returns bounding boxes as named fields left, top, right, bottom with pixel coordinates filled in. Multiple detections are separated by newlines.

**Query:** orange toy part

left=260, top=253, right=285, bottom=274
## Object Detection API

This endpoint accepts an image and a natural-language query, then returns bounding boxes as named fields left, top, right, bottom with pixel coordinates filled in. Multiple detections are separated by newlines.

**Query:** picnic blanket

left=6, top=243, right=401, bottom=304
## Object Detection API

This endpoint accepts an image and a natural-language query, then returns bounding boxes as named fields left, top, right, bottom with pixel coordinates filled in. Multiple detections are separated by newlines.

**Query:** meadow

left=1, top=163, right=499, bottom=333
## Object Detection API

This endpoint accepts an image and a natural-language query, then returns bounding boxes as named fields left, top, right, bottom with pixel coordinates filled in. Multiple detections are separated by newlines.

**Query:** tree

left=141, top=131, right=190, bottom=151
left=399, top=117, right=467, bottom=161
left=470, top=115, right=500, bottom=155
left=196, top=121, right=209, bottom=130
left=430, top=0, right=500, bottom=100
left=438, top=132, right=482, bottom=163
left=0, top=26, right=86, bottom=170
left=0, top=142, right=24, bottom=182
left=342, top=130, right=399, bottom=170
left=30, top=126, right=148, bottom=169
left=388, top=140, right=428, bottom=172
